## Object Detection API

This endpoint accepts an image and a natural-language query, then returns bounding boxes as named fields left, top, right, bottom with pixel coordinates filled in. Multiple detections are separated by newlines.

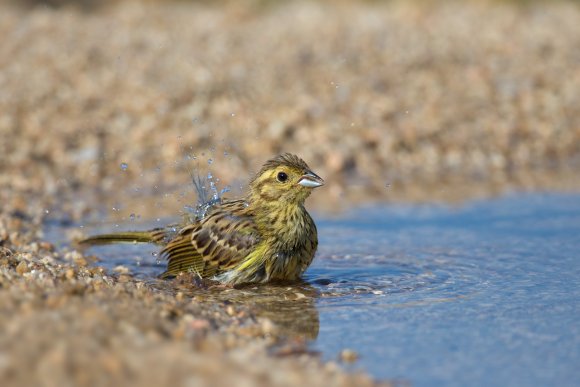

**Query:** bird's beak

left=298, top=171, right=324, bottom=188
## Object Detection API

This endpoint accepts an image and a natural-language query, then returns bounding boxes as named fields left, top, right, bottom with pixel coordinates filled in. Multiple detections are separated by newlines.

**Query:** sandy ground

left=1, top=0, right=579, bottom=385
left=0, top=209, right=380, bottom=386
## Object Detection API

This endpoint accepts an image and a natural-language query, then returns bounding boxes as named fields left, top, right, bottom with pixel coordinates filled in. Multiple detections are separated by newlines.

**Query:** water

left=47, top=192, right=580, bottom=386
left=310, top=192, right=580, bottom=387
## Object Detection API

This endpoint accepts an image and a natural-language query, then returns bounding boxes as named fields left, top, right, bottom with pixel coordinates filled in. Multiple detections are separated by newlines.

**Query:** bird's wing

left=160, top=200, right=260, bottom=278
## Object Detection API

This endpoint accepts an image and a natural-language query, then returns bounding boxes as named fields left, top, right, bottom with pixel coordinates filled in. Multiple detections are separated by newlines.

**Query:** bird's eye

left=277, top=172, right=288, bottom=182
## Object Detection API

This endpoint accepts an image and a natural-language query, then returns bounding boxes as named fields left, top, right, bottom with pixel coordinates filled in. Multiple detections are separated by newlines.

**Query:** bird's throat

left=255, top=202, right=307, bottom=237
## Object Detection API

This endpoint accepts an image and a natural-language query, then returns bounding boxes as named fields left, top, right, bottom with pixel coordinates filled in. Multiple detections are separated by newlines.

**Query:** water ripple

left=306, top=252, right=490, bottom=308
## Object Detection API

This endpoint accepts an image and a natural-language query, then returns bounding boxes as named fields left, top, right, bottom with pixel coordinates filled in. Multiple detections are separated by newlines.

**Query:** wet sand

left=1, top=0, right=579, bottom=385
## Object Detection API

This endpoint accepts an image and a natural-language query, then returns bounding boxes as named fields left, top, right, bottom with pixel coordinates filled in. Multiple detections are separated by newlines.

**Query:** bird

left=80, top=153, right=324, bottom=285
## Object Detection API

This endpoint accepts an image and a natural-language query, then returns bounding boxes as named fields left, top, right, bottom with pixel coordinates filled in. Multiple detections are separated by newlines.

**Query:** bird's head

left=249, top=153, right=324, bottom=205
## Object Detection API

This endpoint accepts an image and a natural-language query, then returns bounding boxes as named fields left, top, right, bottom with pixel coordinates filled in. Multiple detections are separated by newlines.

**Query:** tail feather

left=79, top=229, right=168, bottom=246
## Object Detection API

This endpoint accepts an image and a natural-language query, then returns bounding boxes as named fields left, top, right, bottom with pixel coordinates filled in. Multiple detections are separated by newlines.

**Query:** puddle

left=45, top=192, right=580, bottom=386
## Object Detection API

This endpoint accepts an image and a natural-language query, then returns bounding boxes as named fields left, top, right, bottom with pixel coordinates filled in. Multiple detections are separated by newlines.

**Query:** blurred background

left=1, top=2, right=580, bottom=386
left=1, top=0, right=579, bottom=219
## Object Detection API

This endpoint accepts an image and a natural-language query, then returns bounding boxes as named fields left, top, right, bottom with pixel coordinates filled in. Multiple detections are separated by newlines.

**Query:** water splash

left=183, top=171, right=224, bottom=223
left=175, top=143, right=236, bottom=223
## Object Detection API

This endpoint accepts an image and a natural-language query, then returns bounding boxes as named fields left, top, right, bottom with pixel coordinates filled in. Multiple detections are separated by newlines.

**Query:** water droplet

left=45, top=209, right=50, bottom=214
left=207, top=158, right=213, bottom=165
left=156, top=218, right=161, bottom=222
left=220, top=186, right=231, bottom=195
left=207, top=172, right=213, bottom=180
left=223, top=151, right=229, bottom=156
left=120, top=162, right=128, bottom=171
left=112, top=207, right=118, bottom=212
left=192, top=117, right=198, bottom=124
left=129, top=213, right=136, bottom=221
left=152, top=252, right=158, bottom=257
left=184, top=205, right=196, bottom=213
left=230, top=113, right=236, bottom=117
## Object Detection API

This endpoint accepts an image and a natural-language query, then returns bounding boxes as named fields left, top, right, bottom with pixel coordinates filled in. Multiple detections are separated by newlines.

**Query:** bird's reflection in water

left=155, top=275, right=320, bottom=341
left=239, top=281, right=320, bottom=340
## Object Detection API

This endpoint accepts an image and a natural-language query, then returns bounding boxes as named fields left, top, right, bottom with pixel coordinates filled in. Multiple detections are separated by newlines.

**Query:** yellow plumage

left=80, top=153, right=324, bottom=285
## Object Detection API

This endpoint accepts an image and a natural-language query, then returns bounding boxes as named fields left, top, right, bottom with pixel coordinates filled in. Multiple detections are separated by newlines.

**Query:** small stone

left=117, top=274, right=131, bottom=283
left=39, top=241, right=55, bottom=251
left=339, top=349, right=359, bottom=363
left=260, top=318, right=276, bottom=335
left=16, top=261, right=29, bottom=275
left=65, top=269, right=75, bottom=280
left=113, top=265, right=130, bottom=274
left=189, top=319, right=210, bottom=330
left=293, top=292, right=306, bottom=300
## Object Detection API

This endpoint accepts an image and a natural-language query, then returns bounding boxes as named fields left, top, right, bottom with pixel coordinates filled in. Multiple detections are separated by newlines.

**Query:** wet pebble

left=340, top=349, right=359, bottom=363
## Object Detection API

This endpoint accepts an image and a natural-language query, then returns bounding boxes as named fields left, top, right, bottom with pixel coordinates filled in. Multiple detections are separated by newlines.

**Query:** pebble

left=340, top=349, right=359, bottom=363
left=113, top=265, right=130, bottom=274
left=15, top=261, right=29, bottom=275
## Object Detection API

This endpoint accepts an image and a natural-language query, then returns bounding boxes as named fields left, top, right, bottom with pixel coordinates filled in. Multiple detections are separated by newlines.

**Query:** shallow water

left=311, top=192, right=580, bottom=387
left=47, top=192, right=580, bottom=386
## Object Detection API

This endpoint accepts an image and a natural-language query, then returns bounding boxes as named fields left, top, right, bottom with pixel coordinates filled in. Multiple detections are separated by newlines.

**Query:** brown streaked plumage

left=80, top=153, right=324, bottom=285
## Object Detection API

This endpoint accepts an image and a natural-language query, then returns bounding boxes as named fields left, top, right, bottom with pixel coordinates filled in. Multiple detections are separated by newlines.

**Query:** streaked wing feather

left=161, top=200, right=260, bottom=278
left=160, top=230, right=205, bottom=277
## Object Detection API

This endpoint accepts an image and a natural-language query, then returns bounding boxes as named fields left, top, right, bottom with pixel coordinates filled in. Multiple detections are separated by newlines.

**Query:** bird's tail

left=78, top=228, right=169, bottom=246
